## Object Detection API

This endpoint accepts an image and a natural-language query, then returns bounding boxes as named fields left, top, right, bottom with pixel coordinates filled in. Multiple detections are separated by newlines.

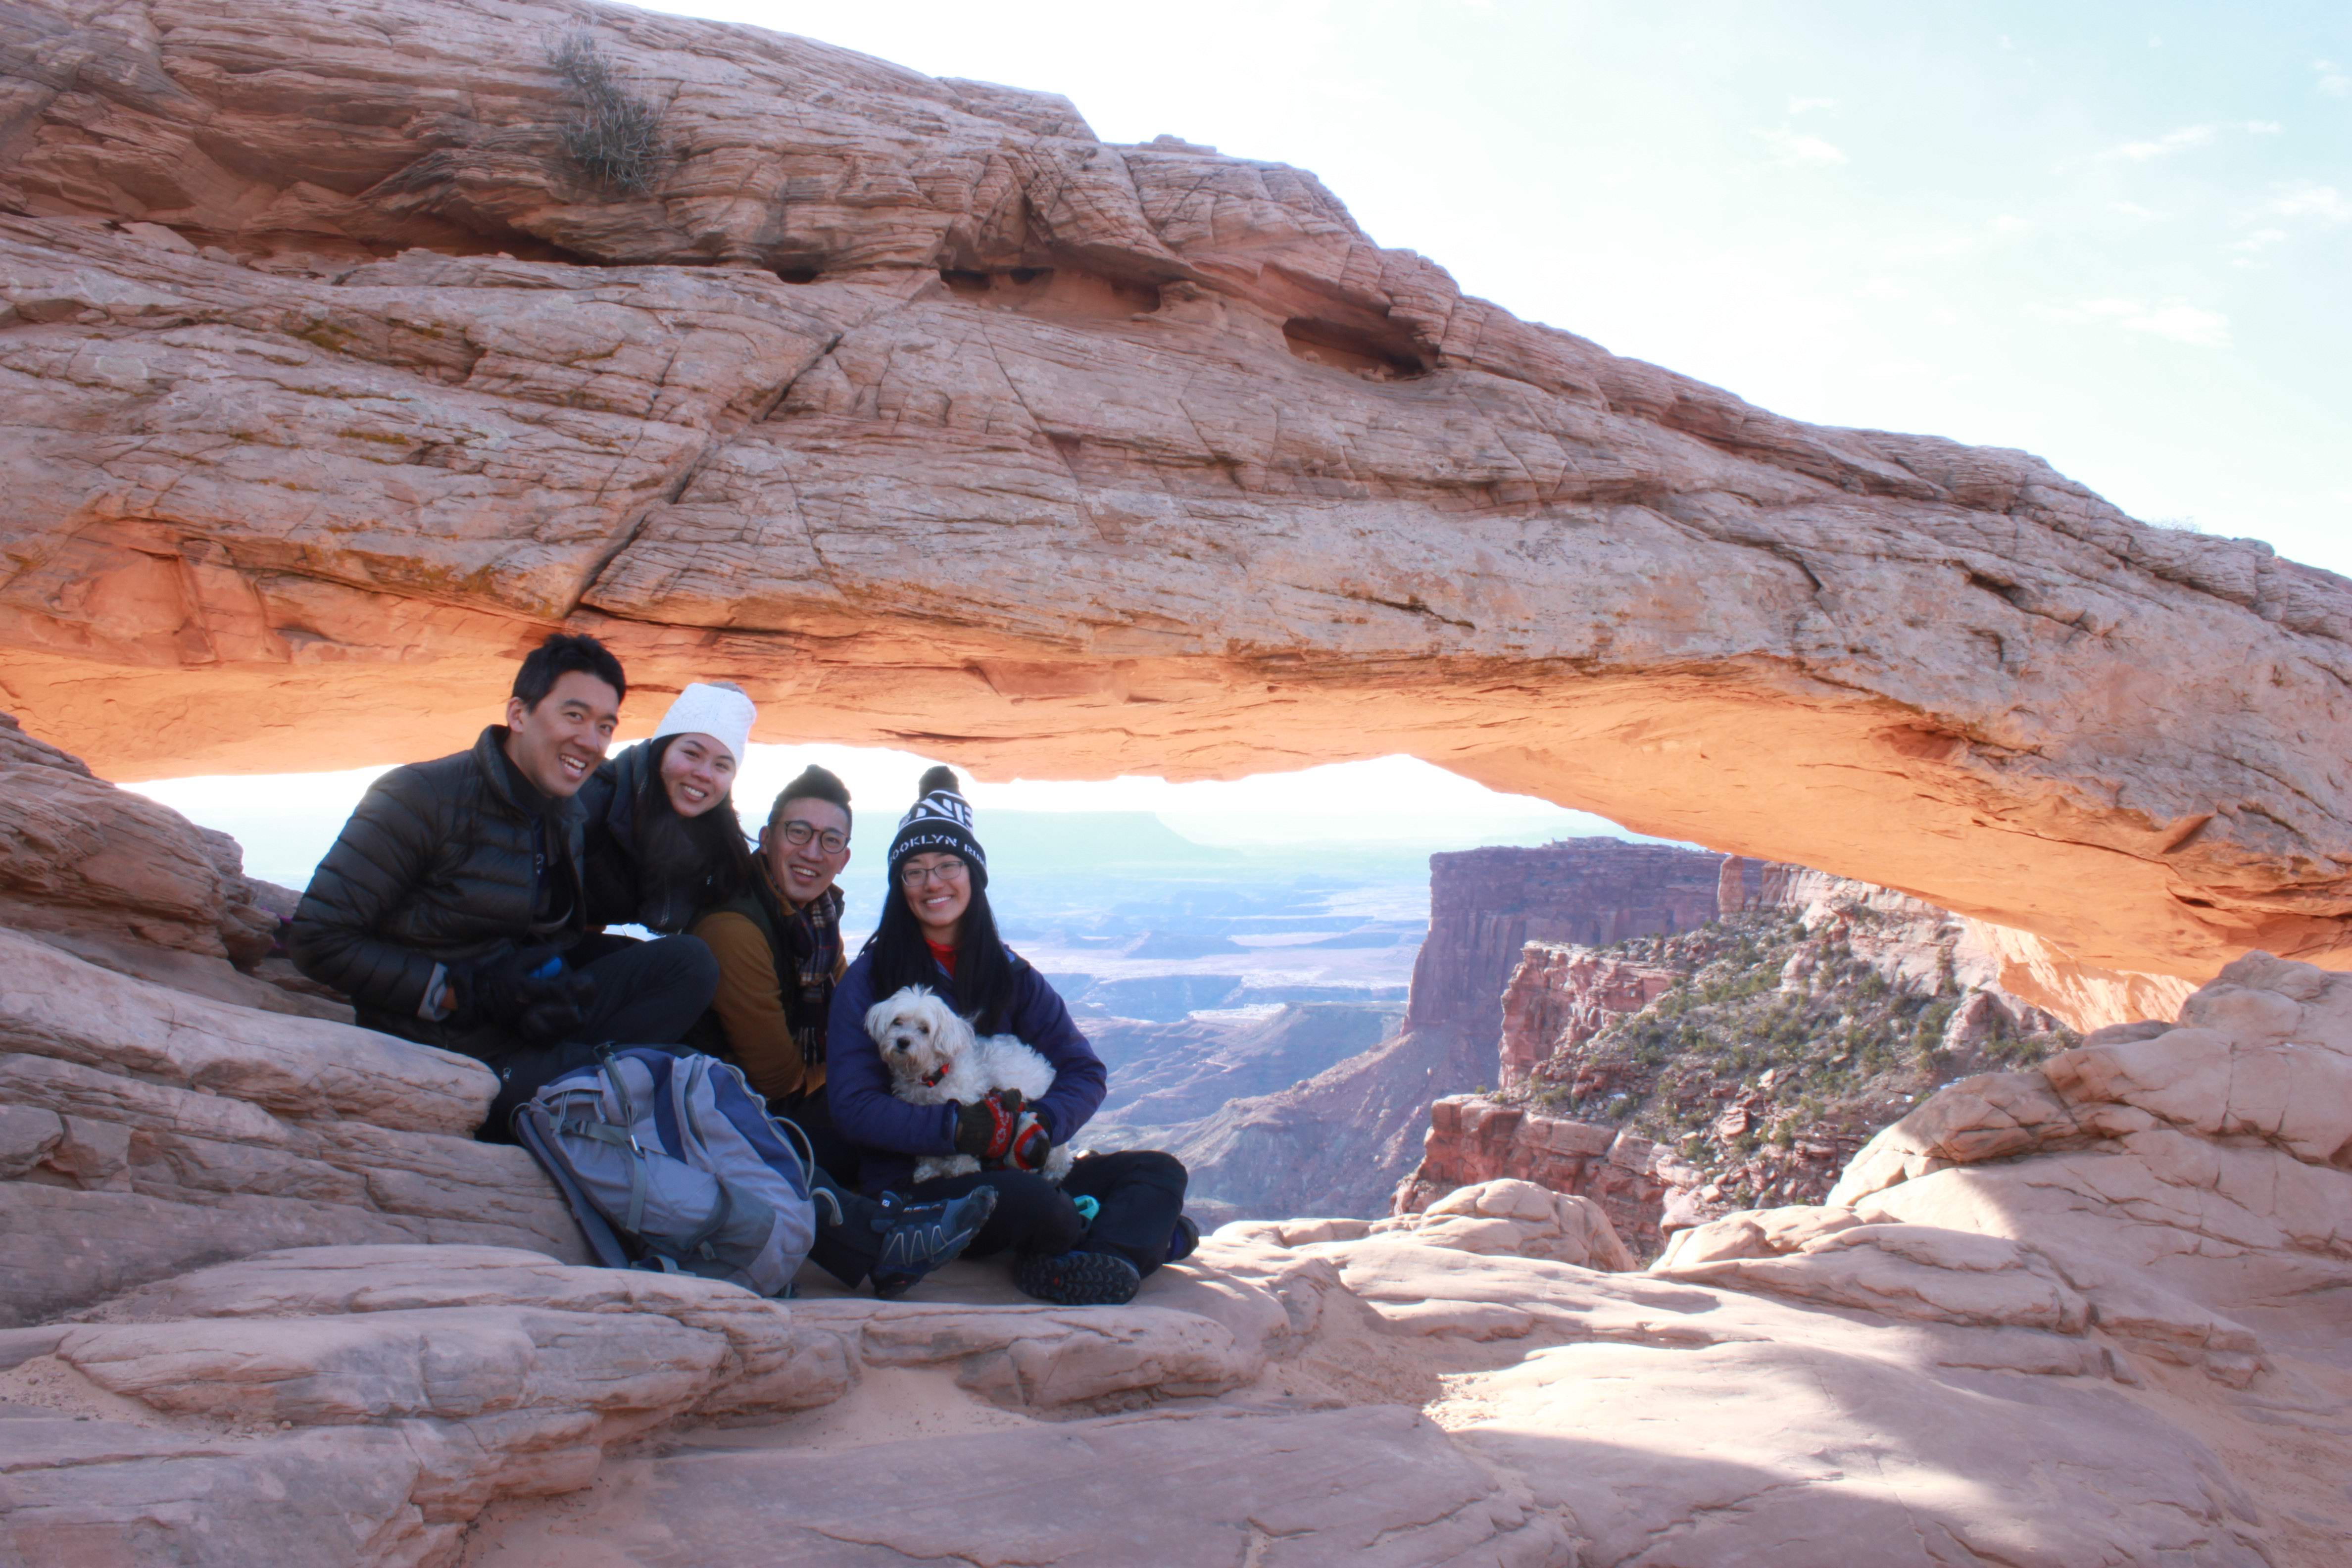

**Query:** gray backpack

left=514, top=1047, right=818, bottom=1296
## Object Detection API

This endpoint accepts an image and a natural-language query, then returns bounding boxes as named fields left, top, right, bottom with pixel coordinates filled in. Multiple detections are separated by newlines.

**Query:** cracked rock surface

left=2, top=0, right=2350, bottom=979
left=5, top=948, right=2352, bottom=1563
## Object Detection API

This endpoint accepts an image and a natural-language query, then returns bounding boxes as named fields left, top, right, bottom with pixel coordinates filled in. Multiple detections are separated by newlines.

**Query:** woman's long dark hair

left=632, top=733, right=757, bottom=930
left=867, top=870, right=1016, bottom=1033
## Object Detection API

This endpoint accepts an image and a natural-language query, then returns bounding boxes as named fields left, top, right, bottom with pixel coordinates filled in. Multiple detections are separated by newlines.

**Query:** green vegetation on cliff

left=1511, top=906, right=2078, bottom=1210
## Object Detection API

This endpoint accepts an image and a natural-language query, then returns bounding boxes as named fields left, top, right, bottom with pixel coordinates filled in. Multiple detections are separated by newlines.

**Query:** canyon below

left=5, top=0, right=2352, bottom=1564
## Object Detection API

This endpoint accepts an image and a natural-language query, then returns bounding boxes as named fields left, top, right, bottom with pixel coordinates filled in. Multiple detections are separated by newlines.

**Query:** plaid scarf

left=778, top=882, right=843, bottom=1068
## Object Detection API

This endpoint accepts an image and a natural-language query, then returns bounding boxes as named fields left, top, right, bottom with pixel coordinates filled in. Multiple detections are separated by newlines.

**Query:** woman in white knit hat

left=577, top=680, right=761, bottom=934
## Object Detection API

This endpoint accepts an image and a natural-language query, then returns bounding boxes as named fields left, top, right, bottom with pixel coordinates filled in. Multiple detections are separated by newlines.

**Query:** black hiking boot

left=1165, top=1214, right=1201, bottom=1264
left=871, top=1186, right=998, bottom=1300
left=1014, top=1248, right=1142, bottom=1306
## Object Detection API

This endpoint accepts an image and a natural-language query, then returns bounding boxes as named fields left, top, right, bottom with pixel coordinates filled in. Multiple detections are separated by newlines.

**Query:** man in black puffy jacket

left=290, top=633, right=718, bottom=1139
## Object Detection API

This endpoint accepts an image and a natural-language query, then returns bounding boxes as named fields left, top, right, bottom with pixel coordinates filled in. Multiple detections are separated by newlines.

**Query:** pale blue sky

left=137, top=750, right=1620, bottom=890
left=649, top=0, right=2352, bottom=571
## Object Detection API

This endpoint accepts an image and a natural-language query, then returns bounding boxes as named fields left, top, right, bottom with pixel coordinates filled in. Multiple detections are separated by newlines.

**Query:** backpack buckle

left=593, top=1043, right=645, bottom=1156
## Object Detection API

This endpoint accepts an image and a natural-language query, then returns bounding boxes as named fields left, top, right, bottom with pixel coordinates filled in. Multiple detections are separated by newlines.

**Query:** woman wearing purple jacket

left=827, top=768, right=1196, bottom=1306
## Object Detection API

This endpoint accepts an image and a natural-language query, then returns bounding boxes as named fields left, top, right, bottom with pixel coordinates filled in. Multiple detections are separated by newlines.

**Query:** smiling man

left=688, top=764, right=860, bottom=1176
left=289, top=633, right=718, bottom=1139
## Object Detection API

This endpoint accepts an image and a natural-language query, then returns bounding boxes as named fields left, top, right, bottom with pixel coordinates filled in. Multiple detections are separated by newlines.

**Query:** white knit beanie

left=651, top=681, right=756, bottom=765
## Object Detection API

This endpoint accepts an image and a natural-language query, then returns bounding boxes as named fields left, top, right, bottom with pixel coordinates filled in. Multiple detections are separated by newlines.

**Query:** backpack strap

left=765, top=1113, right=836, bottom=1224
left=512, top=1103, right=636, bottom=1270
left=576, top=1045, right=651, bottom=1234
left=595, top=1045, right=643, bottom=1151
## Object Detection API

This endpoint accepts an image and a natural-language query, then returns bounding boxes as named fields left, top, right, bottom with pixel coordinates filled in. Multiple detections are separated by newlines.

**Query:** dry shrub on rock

left=550, top=33, right=664, bottom=195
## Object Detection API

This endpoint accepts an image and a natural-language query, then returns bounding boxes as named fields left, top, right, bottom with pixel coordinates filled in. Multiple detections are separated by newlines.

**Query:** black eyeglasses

left=777, top=820, right=848, bottom=856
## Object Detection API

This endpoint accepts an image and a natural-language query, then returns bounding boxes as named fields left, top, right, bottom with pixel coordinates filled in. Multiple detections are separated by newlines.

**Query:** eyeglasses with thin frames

left=898, top=859, right=968, bottom=888
left=777, top=820, right=848, bottom=857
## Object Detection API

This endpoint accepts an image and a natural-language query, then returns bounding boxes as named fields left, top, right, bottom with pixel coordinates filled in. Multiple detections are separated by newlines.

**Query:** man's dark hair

left=768, top=764, right=853, bottom=832
left=511, top=633, right=627, bottom=710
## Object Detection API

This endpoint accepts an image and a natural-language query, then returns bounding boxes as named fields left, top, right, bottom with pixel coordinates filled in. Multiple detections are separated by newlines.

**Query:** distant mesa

left=1122, top=931, right=1250, bottom=960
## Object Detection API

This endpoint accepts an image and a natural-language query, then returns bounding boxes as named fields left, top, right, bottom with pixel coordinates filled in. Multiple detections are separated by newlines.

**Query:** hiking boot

left=1014, top=1248, right=1142, bottom=1306
left=1165, top=1214, right=1200, bottom=1264
left=871, top=1186, right=998, bottom=1300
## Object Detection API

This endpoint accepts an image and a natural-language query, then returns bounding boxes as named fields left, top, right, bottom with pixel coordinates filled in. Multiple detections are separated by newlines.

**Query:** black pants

left=908, top=1150, right=1188, bottom=1276
left=802, top=1165, right=888, bottom=1289
left=474, top=933, right=719, bottom=1141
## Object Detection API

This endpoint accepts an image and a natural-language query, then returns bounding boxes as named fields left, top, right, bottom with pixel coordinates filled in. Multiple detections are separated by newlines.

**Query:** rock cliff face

left=1400, top=869, right=2085, bottom=1250
left=1407, top=839, right=1725, bottom=1040
left=1397, top=1096, right=1699, bottom=1258
left=1111, top=839, right=1726, bottom=1221
left=1495, top=943, right=1681, bottom=1089
left=0, top=711, right=346, bottom=1021
left=1151, top=1024, right=1486, bottom=1223
left=3, top=0, right=2351, bottom=985
left=1083, top=1001, right=1400, bottom=1152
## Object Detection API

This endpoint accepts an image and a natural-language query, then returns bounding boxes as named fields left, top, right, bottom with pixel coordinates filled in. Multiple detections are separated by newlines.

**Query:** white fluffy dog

left=866, top=985, right=1074, bottom=1184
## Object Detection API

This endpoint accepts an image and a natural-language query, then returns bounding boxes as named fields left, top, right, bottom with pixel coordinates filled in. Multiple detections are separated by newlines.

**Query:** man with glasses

left=689, top=764, right=861, bottom=1176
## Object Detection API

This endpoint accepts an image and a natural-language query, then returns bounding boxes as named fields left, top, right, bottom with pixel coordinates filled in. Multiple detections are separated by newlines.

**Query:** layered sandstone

left=1406, top=840, right=1724, bottom=1040
left=0, top=927, right=591, bottom=1325
left=1394, top=1096, right=1700, bottom=1257
left=1400, top=868, right=2086, bottom=1249
left=1495, top=943, right=1679, bottom=1089
left=17, top=950, right=2350, bottom=1566
left=0, top=0, right=2348, bottom=984
left=0, top=715, right=586, bottom=1321
left=0, top=711, right=339, bottom=1019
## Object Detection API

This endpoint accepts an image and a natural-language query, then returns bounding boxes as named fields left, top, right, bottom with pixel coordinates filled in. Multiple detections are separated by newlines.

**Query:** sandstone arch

left=3, top=0, right=2349, bottom=983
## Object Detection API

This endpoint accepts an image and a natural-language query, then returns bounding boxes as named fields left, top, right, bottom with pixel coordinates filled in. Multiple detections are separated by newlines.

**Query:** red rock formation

left=1407, top=840, right=1725, bottom=1040
left=0, top=0, right=2345, bottom=984
left=1401, top=865, right=2088, bottom=1249
left=1394, top=1096, right=1698, bottom=1255
left=0, top=711, right=340, bottom=1019
left=1496, top=947, right=1680, bottom=1090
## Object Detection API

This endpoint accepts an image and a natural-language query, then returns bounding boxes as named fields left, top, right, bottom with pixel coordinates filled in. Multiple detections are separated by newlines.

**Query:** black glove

left=953, top=1092, right=1020, bottom=1160
left=514, top=970, right=594, bottom=1045
left=454, top=945, right=592, bottom=1042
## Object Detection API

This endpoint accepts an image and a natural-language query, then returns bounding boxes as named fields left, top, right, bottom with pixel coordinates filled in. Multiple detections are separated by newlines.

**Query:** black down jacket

left=289, top=726, right=588, bottom=1045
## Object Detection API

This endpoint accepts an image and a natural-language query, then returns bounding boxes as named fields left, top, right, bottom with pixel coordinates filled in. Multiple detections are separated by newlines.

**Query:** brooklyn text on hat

left=888, top=765, right=988, bottom=888
left=651, top=681, right=757, bottom=765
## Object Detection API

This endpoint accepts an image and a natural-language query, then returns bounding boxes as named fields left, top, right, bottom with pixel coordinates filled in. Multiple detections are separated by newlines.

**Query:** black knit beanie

left=888, top=765, right=987, bottom=889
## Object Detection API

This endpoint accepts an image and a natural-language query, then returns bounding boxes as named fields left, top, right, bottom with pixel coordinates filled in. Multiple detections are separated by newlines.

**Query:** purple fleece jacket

left=826, top=947, right=1109, bottom=1195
